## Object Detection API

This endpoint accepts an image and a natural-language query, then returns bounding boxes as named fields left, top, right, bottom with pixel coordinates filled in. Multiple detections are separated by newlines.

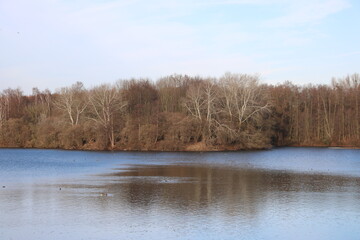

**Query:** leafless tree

left=184, top=81, right=205, bottom=121
left=87, top=84, right=127, bottom=149
left=0, top=94, right=7, bottom=128
left=54, top=82, right=87, bottom=125
left=32, top=87, right=53, bottom=119
left=216, top=73, right=270, bottom=143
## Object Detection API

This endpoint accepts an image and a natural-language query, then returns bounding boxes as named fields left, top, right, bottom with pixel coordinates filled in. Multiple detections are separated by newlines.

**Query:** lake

left=1, top=148, right=360, bottom=240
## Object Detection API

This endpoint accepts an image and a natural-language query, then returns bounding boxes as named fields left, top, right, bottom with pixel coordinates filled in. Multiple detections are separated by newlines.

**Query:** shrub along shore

left=1, top=73, right=360, bottom=151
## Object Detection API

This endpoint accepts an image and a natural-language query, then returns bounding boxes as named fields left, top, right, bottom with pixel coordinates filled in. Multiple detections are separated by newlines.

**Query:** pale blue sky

left=1, top=0, right=359, bottom=94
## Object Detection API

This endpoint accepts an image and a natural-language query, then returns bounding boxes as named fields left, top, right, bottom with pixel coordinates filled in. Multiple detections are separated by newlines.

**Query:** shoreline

left=1, top=144, right=359, bottom=153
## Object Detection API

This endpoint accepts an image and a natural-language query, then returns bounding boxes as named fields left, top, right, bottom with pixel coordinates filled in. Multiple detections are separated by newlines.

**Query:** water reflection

left=2, top=151, right=360, bottom=240
left=58, top=164, right=360, bottom=220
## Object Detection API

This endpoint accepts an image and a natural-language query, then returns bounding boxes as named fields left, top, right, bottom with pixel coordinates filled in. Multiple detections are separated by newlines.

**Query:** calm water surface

left=1, top=148, right=360, bottom=240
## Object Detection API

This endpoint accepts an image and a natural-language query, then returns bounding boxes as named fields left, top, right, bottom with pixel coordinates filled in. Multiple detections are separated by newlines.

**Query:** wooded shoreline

left=1, top=73, right=360, bottom=151
left=1, top=144, right=359, bottom=152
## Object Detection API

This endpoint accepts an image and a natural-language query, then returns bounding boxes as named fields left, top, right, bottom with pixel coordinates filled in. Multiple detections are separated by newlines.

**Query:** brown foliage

left=1, top=73, right=360, bottom=151
left=0, top=118, right=31, bottom=147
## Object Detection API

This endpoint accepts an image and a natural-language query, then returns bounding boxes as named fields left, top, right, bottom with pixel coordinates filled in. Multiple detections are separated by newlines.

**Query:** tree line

left=0, top=73, right=359, bottom=151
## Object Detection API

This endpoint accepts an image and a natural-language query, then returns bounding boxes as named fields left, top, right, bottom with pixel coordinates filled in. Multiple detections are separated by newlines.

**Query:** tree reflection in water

left=3, top=163, right=360, bottom=240
left=62, top=164, right=360, bottom=218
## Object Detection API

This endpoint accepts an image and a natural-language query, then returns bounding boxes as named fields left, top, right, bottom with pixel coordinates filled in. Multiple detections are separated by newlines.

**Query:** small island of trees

left=0, top=73, right=359, bottom=151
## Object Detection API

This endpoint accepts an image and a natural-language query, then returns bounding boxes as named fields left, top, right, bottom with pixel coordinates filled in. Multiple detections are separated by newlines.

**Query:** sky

left=0, top=0, right=359, bottom=94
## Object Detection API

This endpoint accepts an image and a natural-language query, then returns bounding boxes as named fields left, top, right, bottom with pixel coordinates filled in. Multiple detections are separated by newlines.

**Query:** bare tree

left=0, top=94, right=7, bottom=128
left=87, top=84, right=127, bottom=149
left=184, top=81, right=205, bottom=121
left=216, top=73, right=270, bottom=144
left=54, top=82, right=87, bottom=125
left=157, top=74, right=190, bottom=112
left=183, top=78, right=218, bottom=141
left=31, top=88, right=53, bottom=120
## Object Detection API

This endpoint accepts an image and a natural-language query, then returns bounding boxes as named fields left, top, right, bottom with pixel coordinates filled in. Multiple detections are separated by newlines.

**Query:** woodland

left=0, top=73, right=359, bottom=151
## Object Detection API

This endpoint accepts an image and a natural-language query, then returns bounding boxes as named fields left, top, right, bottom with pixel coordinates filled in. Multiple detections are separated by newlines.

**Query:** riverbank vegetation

left=0, top=73, right=359, bottom=151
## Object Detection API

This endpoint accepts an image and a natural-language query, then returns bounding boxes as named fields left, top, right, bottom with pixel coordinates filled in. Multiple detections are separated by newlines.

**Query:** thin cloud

left=265, top=0, right=350, bottom=27
left=337, top=51, right=360, bottom=57
left=0, top=0, right=358, bottom=94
